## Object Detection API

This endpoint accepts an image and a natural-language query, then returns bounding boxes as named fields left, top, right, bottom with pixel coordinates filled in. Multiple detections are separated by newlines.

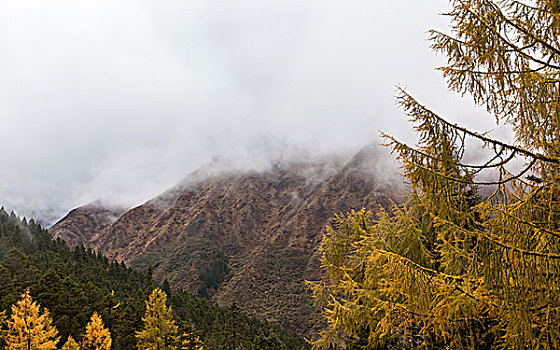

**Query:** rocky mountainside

left=50, top=144, right=401, bottom=336
left=51, top=201, right=127, bottom=247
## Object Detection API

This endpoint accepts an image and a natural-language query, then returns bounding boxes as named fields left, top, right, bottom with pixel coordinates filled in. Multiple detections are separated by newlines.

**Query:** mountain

left=50, top=144, right=401, bottom=335
left=51, top=201, right=127, bottom=247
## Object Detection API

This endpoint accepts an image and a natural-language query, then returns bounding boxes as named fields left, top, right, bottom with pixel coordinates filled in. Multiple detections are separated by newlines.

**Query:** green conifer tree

left=143, top=266, right=155, bottom=297
left=136, top=288, right=179, bottom=350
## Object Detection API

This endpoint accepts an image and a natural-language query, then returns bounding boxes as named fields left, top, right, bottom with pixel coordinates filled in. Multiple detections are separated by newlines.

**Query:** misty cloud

left=0, top=0, right=497, bottom=225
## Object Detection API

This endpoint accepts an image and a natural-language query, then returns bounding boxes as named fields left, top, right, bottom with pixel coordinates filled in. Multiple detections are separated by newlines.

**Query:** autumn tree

left=62, top=336, right=81, bottom=350
left=136, top=288, right=179, bottom=350
left=5, top=289, right=59, bottom=350
left=311, top=0, right=560, bottom=349
left=82, top=312, right=111, bottom=350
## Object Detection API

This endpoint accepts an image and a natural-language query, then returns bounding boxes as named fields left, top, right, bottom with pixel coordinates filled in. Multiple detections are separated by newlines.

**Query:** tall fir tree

left=5, top=289, right=59, bottom=350
left=82, top=312, right=111, bottom=350
left=136, top=288, right=179, bottom=350
left=143, top=266, right=155, bottom=298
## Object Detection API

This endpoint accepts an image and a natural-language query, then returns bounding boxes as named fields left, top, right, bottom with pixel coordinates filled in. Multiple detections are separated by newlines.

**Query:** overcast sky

left=0, top=0, right=496, bottom=225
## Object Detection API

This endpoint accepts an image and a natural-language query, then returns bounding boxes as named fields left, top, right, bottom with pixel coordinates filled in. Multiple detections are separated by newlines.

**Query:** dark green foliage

left=131, top=242, right=232, bottom=298
left=0, top=208, right=309, bottom=350
left=197, top=248, right=230, bottom=296
left=170, top=291, right=309, bottom=349
left=201, top=302, right=304, bottom=350
left=129, top=237, right=220, bottom=295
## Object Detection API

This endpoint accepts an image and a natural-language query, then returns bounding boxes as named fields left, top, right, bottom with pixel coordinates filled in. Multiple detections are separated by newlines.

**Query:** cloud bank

left=0, top=0, right=495, bottom=225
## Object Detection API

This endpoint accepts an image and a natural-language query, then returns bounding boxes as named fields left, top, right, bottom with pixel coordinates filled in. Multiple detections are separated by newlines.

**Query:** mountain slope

left=50, top=144, right=401, bottom=335
left=51, top=201, right=127, bottom=247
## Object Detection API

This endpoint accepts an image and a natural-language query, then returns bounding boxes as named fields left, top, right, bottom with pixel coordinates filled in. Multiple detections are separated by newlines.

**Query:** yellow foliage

left=82, top=312, right=111, bottom=350
left=136, top=288, right=179, bottom=350
left=62, top=336, right=81, bottom=350
left=5, top=289, right=59, bottom=350
left=311, top=1, right=560, bottom=349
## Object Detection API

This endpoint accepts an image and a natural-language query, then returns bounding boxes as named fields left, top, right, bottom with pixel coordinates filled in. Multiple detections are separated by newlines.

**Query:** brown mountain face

left=51, top=201, right=127, bottom=247
left=50, top=144, right=401, bottom=335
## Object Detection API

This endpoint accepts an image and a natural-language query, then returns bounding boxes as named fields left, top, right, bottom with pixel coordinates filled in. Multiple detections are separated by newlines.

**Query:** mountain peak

left=51, top=201, right=128, bottom=247
left=50, top=143, right=401, bottom=335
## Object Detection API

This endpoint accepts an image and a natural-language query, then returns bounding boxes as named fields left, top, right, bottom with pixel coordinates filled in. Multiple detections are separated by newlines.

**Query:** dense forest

left=0, top=208, right=309, bottom=350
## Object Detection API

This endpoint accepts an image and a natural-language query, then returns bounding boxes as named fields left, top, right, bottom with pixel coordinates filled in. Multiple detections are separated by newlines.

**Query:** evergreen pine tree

left=136, top=288, right=179, bottom=350
left=5, top=289, right=59, bottom=350
left=82, top=312, right=111, bottom=350
left=143, top=266, right=155, bottom=297
left=161, top=280, right=171, bottom=299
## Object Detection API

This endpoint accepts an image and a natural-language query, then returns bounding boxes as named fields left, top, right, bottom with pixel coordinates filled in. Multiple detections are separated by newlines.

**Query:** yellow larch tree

left=5, top=289, right=59, bottom=350
left=310, top=0, right=560, bottom=349
left=136, top=288, right=179, bottom=350
left=82, top=312, right=111, bottom=350
left=62, top=335, right=81, bottom=350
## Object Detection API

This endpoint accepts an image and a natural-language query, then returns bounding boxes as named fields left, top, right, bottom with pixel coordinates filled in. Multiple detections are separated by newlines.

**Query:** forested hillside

left=0, top=207, right=309, bottom=350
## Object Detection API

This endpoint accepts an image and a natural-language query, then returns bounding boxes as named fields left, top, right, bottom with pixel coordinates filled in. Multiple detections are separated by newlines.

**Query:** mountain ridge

left=50, top=143, right=401, bottom=335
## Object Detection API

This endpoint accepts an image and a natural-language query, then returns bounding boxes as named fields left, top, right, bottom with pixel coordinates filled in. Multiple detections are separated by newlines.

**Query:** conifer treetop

left=136, top=288, right=179, bottom=350
left=82, top=312, right=111, bottom=350
left=62, top=336, right=81, bottom=350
